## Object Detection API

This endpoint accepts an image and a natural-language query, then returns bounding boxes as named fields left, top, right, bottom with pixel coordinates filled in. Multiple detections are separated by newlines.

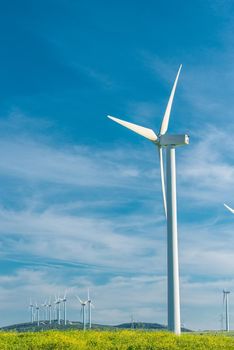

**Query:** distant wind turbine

left=77, top=295, right=87, bottom=330
left=107, top=65, right=189, bottom=335
left=54, top=295, right=62, bottom=325
left=224, top=203, right=234, bottom=214
left=29, top=298, right=34, bottom=323
left=53, top=297, right=57, bottom=322
left=42, top=300, right=47, bottom=321
left=62, top=290, right=67, bottom=326
left=48, top=298, right=52, bottom=325
left=35, top=303, right=40, bottom=326
left=87, top=289, right=94, bottom=329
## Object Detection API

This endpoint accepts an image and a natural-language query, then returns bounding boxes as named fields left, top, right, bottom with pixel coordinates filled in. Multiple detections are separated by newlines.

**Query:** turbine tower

left=42, top=300, right=47, bottom=322
left=48, top=299, right=52, bottom=325
left=62, top=290, right=67, bottom=326
left=29, top=298, right=34, bottom=323
left=35, top=303, right=40, bottom=326
left=77, top=295, right=87, bottom=330
left=87, top=288, right=94, bottom=329
left=55, top=295, right=61, bottom=325
left=53, top=297, right=56, bottom=322
left=107, top=65, right=189, bottom=335
left=223, top=290, right=230, bottom=332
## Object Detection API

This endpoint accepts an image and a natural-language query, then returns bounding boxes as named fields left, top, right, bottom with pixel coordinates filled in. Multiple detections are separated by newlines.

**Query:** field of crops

left=0, top=330, right=234, bottom=350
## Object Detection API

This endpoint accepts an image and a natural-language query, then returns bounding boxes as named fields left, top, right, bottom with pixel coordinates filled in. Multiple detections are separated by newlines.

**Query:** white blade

left=158, top=146, right=167, bottom=218
left=107, top=115, right=157, bottom=142
left=224, top=203, right=234, bottom=214
left=160, top=65, right=182, bottom=135
left=76, top=295, right=83, bottom=304
left=87, top=288, right=90, bottom=300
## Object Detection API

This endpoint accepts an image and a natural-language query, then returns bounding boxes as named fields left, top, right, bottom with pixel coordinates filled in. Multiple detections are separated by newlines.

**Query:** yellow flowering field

left=0, top=330, right=233, bottom=350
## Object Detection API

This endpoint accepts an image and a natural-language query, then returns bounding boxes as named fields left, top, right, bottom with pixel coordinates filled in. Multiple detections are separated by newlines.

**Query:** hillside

left=0, top=321, right=191, bottom=332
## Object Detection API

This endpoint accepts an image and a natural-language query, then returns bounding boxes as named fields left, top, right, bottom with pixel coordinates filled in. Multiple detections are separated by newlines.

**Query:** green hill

left=0, top=321, right=191, bottom=332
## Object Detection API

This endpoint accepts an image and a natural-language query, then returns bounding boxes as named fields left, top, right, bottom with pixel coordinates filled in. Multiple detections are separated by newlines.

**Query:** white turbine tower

left=77, top=295, right=87, bottom=330
left=223, top=290, right=230, bottom=332
left=42, top=300, right=47, bottom=322
left=107, top=65, right=189, bottom=335
left=55, top=295, right=61, bottom=325
left=35, top=303, right=40, bottom=326
left=53, top=296, right=57, bottom=322
left=87, top=288, right=94, bottom=329
left=62, top=290, right=67, bottom=326
left=29, top=298, right=34, bottom=323
left=224, top=203, right=234, bottom=214
left=48, top=299, right=52, bottom=325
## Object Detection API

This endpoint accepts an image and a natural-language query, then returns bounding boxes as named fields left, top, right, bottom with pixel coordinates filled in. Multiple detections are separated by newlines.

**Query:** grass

left=0, top=330, right=234, bottom=349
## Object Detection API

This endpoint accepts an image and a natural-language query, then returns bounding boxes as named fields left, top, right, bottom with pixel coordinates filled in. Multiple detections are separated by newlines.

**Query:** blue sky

left=1, top=0, right=234, bottom=330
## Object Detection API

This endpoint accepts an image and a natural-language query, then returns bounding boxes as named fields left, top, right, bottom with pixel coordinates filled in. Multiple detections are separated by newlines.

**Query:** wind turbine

left=223, top=290, right=230, bottom=332
left=29, top=298, right=34, bottom=323
left=41, top=300, right=47, bottom=322
left=77, top=295, right=87, bottom=330
left=55, top=295, right=61, bottom=325
left=224, top=203, right=234, bottom=214
left=53, top=296, right=57, bottom=322
left=87, top=288, right=94, bottom=329
left=48, top=298, right=52, bottom=325
left=62, top=290, right=67, bottom=326
left=107, top=65, right=189, bottom=335
left=35, top=303, right=40, bottom=326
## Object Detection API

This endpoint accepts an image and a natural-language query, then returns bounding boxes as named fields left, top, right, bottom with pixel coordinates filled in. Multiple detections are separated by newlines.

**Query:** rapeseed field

left=0, top=330, right=233, bottom=350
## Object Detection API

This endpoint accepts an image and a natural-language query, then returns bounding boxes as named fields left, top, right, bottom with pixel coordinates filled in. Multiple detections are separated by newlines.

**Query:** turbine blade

left=160, top=65, right=182, bottom=135
left=87, top=288, right=90, bottom=300
left=224, top=203, right=234, bottom=214
left=107, top=115, right=157, bottom=142
left=76, top=295, right=83, bottom=304
left=158, top=146, right=167, bottom=218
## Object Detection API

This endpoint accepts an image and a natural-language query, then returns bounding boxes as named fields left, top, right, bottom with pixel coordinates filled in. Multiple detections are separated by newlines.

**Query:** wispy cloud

left=178, top=125, right=234, bottom=206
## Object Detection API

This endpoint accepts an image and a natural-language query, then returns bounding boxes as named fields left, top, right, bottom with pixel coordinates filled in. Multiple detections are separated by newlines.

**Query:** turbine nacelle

left=159, top=134, right=189, bottom=147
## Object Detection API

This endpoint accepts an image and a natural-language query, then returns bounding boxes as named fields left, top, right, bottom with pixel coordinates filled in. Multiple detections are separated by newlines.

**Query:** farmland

left=0, top=330, right=234, bottom=350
